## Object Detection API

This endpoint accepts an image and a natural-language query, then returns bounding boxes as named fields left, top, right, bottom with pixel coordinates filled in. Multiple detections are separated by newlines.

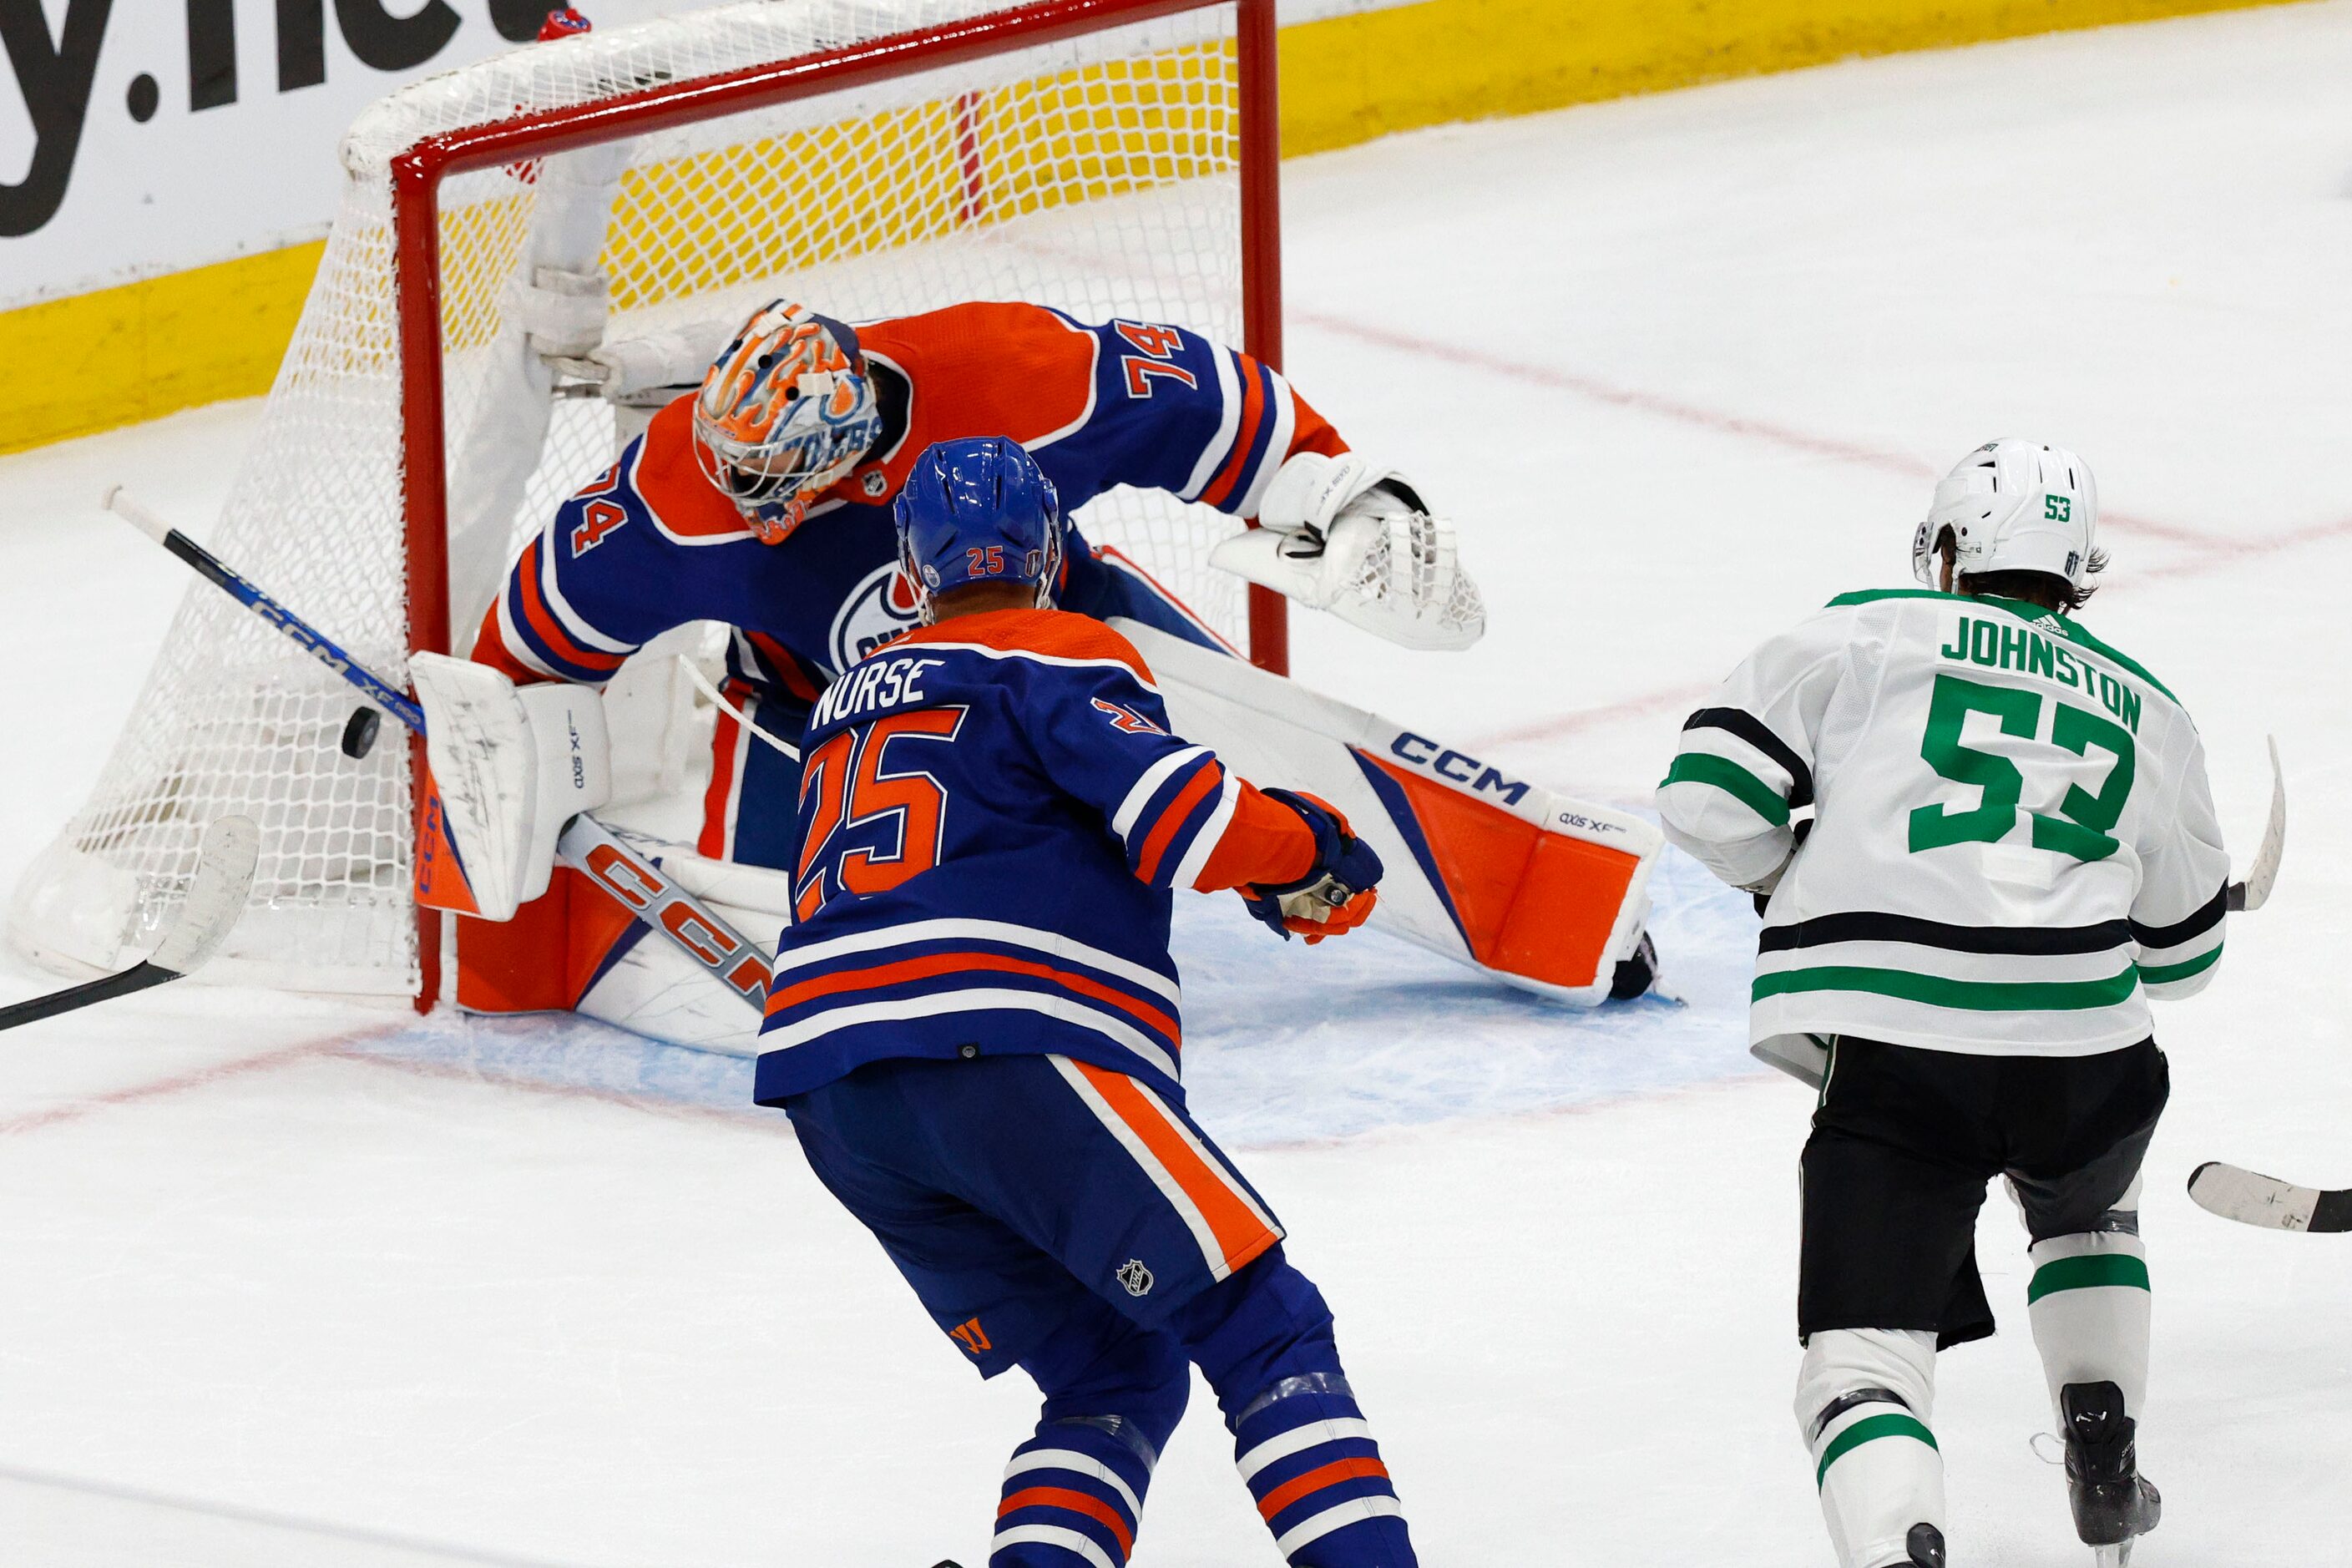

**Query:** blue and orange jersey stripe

left=495, top=535, right=633, bottom=685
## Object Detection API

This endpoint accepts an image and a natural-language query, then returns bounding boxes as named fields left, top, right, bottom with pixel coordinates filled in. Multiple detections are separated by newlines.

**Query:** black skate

left=1610, top=930, right=1659, bottom=1000
left=2061, top=1381, right=2160, bottom=1565
left=1902, top=1523, right=1946, bottom=1567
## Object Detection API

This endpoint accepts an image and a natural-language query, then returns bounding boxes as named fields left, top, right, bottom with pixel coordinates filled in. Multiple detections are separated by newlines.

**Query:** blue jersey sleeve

left=1008, top=625, right=1240, bottom=893
left=1045, top=314, right=1347, bottom=522
left=474, top=443, right=690, bottom=685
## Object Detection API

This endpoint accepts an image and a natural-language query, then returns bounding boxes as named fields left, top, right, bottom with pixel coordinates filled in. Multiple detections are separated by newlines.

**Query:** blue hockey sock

left=990, top=1417, right=1156, bottom=1568
left=993, top=1311, right=1188, bottom=1567
left=1179, top=1252, right=1418, bottom=1568
left=1232, top=1375, right=1414, bottom=1567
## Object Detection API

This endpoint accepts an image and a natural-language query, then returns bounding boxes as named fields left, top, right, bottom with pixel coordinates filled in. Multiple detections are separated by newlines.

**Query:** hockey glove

left=1242, top=788, right=1383, bottom=943
left=1208, top=452, right=1485, bottom=651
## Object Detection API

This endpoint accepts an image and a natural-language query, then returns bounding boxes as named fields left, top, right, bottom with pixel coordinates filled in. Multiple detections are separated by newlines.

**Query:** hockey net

left=8, top=0, right=1277, bottom=999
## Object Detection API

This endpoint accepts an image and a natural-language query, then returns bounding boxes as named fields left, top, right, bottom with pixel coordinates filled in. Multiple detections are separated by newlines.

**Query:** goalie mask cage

left=8, top=0, right=1284, bottom=1003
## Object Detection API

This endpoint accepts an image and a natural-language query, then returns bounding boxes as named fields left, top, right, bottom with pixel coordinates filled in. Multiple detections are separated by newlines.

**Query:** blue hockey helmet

left=893, top=437, right=1064, bottom=622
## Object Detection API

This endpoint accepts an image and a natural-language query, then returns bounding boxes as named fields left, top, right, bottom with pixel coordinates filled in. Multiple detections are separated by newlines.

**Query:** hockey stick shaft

left=104, top=489, right=772, bottom=1012
left=104, top=488, right=427, bottom=733
left=2226, top=735, right=2284, bottom=913
left=0, top=964, right=181, bottom=1033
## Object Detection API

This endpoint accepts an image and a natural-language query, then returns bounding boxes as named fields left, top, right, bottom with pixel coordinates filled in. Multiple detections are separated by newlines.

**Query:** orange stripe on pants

left=1070, top=1060, right=1277, bottom=1277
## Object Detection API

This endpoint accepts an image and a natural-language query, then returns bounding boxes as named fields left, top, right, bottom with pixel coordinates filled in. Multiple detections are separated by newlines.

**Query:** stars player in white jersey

left=1658, top=440, right=2229, bottom=1568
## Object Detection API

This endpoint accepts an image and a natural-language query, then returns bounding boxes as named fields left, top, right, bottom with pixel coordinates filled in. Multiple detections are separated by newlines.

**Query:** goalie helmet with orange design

left=691, top=301, right=885, bottom=544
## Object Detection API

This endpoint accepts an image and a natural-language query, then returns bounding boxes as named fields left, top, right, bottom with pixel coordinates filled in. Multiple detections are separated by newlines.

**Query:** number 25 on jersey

left=795, top=709, right=965, bottom=920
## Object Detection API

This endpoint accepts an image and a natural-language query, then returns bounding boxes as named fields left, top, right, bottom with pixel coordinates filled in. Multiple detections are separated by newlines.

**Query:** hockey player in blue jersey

left=757, top=436, right=1419, bottom=1568
left=431, top=296, right=1662, bottom=1037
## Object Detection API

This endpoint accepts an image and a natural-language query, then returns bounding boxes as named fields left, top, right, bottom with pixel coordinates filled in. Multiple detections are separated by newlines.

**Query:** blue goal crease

left=344, top=842, right=1756, bottom=1147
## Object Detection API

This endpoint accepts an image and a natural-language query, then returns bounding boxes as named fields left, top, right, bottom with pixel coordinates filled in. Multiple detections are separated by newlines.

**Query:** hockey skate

left=1610, top=929, right=1660, bottom=1000
left=2061, top=1381, right=2160, bottom=1565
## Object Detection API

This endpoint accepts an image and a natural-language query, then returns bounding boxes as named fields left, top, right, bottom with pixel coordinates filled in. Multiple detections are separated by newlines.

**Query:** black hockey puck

left=341, top=706, right=382, bottom=759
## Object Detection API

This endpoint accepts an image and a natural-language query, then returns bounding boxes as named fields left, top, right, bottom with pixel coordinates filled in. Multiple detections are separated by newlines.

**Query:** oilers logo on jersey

left=828, top=560, right=927, bottom=672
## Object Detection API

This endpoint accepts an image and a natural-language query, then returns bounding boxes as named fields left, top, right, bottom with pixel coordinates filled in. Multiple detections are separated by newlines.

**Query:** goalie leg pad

left=1112, top=620, right=1657, bottom=1003
left=412, top=653, right=612, bottom=922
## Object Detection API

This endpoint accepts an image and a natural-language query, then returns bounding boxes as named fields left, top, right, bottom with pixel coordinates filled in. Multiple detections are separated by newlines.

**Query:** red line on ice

left=1471, top=680, right=1717, bottom=751
left=321, top=1044, right=786, bottom=1134
left=0, top=1038, right=336, bottom=1138
left=1292, top=311, right=2225, bottom=551
left=0, top=1028, right=786, bottom=1139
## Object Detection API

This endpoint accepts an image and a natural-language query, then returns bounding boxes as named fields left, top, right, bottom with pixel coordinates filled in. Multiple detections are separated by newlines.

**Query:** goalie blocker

left=427, top=624, right=1659, bottom=1050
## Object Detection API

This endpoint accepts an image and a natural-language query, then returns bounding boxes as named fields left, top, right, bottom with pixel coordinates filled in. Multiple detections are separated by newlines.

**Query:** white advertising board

left=0, top=0, right=1406, bottom=311
left=0, top=0, right=689, bottom=307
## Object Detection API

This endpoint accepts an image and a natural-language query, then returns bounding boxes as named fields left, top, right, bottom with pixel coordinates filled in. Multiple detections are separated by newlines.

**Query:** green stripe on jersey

left=2140, top=944, right=2222, bottom=985
left=2028, top=1252, right=2151, bottom=1302
left=1816, top=1412, right=1938, bottom=1488
left=1660, top=753, right=1790, bottom=826
left=1755, top=963, right=2140, bottom=1012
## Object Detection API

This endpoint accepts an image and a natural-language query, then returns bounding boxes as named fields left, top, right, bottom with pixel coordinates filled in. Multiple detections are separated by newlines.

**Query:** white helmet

left=1912, top=438, right=2098, bottom=591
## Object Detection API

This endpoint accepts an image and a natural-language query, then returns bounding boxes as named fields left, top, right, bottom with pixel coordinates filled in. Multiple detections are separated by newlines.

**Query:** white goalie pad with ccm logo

left=412, top=653, right=613, bottom=923
left=1112, top=621, right=1658, bottom=1004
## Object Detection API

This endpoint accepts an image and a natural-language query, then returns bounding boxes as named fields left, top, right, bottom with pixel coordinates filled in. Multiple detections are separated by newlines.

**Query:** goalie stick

left=2187, top=1162, right=2352, bottom=1234
left=0, top=816, right=258, bottom=1033
left=1750, top=739, right=2288, bottom=1090
left=103, top=488, right=771, bottom=1014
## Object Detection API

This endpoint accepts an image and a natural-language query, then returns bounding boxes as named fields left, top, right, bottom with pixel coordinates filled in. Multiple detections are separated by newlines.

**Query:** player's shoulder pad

left=2041, top=613, right=2182, bottom=708
left=862, top=301, right=1095, bottom=389
left=1821, top=586, right=1950, bottom=611
left=898, top=609, right=1156, bottom=686
left=626, top=396, right=752, bottom=541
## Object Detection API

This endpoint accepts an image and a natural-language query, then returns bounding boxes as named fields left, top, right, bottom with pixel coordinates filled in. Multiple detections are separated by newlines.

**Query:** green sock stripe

left=1815, top=1411, right=1938, bottom=1489
left=1658, top=752, right=1791, bottom=826
left=2027, top=1252, right=2150, bottom=1302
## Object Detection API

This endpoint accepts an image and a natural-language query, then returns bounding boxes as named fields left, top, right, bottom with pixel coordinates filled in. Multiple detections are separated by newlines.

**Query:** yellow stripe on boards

left=0, top=240, right=323, bottom=457
left=0, top=0, right=2305, bottom=453
left=1275, top=0, right=2309, bottom=156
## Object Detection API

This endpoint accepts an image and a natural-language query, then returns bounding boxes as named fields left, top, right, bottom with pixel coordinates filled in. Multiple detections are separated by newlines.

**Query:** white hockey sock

left=1797, top=1328, right=1944, bottom=1568
left=2026, top=1222, right=2150, bottom=1423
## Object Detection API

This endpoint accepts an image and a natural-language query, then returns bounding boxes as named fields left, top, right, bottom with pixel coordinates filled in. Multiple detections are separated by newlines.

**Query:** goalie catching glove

left=1210, top=451, right=1486, bottom=651
left=412, top=653, right=612, bottom=923
left=1241, top=788, right=1383, bottom=943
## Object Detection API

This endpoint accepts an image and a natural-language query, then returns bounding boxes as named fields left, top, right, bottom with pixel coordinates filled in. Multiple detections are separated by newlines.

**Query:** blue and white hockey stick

left=104, top=488, right=771, bottom=1014
left=104, top=485, right=423, bottom=739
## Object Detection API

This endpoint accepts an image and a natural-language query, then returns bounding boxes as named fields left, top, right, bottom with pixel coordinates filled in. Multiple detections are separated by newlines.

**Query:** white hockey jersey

left=1658, top=589, right=2228, bottom=1058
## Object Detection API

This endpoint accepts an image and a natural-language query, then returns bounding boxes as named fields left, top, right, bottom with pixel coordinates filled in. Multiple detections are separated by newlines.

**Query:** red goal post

left=11, top=0, right=1288, bottom=1009
left=389, top=0, right=1288, bottom=1005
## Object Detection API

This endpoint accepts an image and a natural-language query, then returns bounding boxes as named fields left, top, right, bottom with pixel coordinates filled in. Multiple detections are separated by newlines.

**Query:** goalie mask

left=1913, top=438, right=2099, bottom=591
left=893, top=437, right=1063, bottom=624
left=693, top=301, right=884, bottom=545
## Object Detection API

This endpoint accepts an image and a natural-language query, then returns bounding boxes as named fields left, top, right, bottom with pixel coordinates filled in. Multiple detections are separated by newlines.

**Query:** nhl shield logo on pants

left=1117, top=1258, right=1155, bottom=1297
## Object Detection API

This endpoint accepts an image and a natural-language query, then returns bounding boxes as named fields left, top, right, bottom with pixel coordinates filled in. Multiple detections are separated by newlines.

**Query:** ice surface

left=3, top=4, right=2350, bottom=1563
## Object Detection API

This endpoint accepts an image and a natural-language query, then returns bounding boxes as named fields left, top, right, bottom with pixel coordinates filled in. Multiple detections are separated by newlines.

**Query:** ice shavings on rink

left=336, top=838, right=1765, bottom=1146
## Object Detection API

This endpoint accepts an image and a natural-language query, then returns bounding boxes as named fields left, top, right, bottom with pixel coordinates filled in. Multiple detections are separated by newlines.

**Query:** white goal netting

left=9, top=0, right=1254, bottom=995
